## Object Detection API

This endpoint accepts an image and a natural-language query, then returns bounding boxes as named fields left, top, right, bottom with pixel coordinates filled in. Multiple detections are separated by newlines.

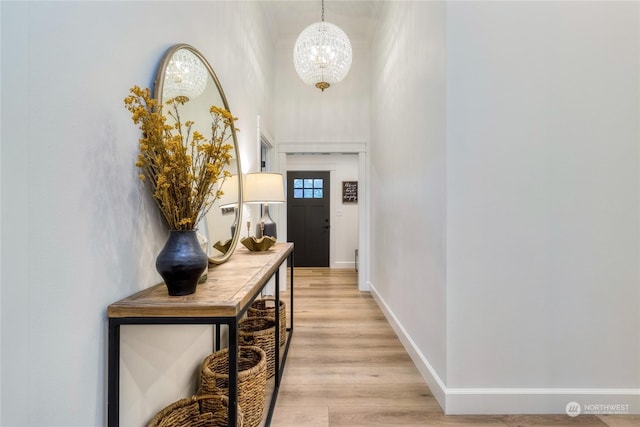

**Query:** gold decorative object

left=213, top=239, right=232, bottom=255
left=240, top=236, right=277, bottom=252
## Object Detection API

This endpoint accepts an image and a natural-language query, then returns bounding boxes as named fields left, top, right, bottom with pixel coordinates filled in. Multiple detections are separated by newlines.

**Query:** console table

left=107, top=242, right=294, bottom=427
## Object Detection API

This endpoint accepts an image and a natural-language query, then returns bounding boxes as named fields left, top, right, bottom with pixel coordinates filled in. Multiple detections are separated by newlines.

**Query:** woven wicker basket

left=200, top=346, right=266, bottom=427
left=248, top=298, right=286, bottom=346
left=239, top=317, right=276, bottom=378
left=147, top=394, right=243, bottom=427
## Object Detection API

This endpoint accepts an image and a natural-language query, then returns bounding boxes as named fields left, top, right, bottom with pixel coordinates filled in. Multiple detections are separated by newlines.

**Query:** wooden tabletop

left=107, top=243, right=293, bottom=319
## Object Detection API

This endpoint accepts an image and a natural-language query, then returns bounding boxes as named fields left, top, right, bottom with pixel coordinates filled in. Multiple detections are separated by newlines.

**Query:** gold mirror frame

left=153, top=44, right=243, bottom=265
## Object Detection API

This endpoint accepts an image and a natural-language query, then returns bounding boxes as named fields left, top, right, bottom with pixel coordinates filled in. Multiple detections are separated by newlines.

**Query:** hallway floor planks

left=270, top=268, right=638, bottom=427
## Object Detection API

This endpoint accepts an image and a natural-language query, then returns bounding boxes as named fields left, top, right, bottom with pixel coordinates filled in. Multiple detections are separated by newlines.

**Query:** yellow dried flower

left=124, top=86, right=237, bottom=230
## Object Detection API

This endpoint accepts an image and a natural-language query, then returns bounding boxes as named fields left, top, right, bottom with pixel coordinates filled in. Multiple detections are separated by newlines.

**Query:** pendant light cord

left=321, top=0, right=325, bottom=22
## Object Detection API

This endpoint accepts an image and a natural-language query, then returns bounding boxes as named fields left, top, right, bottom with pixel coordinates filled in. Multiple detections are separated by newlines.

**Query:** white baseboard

left=369, top=282, right=447, bottom=409
left=368, top=283, right=640, bottom=415
left=445, top=388, right=640, bottom=415
left=333, top=261, right=356, bottom=269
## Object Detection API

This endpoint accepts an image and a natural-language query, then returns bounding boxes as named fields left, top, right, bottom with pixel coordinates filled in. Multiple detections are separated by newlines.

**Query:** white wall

left=1, top=1, right=272, bottom=426
left=445, top=0, right=639, bottom=413
left=369, top=0, right=448, bottom=404
left=273, top=41, right=370, bottom=145
left=370, top=0, right=640, bottom=415
left=286, top=154, right=360, bottom=269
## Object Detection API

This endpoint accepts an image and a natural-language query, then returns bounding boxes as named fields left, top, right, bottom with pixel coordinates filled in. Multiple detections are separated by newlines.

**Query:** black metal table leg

left=215, top=324, right=221, bottom=351
left=274, top=268, right=281, bottom=387
left=289, top=251, right=294, bottom=332
left=264, top=252, right=295, bottom=426
left=107, top=319, right=120, bottom=427
left=228, top=318, right=238, bottom=427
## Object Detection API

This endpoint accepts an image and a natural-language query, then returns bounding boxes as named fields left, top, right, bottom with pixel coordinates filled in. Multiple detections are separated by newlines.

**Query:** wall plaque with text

left=342, top=181, right=358, bottom=203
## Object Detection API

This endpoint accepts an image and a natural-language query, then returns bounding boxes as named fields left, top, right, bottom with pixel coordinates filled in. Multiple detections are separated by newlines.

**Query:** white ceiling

left=261, top=0, right=379, bottom=44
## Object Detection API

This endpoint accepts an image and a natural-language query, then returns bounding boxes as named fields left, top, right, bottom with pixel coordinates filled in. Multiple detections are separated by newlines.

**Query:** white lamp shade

left=218, top=174, right=239, bottom=208
left=244, top=173, right=285, bottom=204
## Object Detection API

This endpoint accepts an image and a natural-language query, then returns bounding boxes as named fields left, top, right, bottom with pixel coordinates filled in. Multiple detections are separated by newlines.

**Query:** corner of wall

left=370, top=280, right=640, bottom=415
left=368, top=282, right=447, bottom=411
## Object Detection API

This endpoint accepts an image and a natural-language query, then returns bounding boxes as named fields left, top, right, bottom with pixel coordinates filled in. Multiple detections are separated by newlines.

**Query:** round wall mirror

left=153, top=44, right=243, bottom=265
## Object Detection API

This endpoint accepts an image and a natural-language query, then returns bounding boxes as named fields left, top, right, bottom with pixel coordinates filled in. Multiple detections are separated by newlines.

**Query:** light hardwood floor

left=270, top=268, right=638, bottom=427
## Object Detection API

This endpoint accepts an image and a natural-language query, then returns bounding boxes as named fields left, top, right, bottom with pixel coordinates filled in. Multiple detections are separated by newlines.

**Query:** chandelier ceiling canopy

left=293, top=0, right=352, bottom=91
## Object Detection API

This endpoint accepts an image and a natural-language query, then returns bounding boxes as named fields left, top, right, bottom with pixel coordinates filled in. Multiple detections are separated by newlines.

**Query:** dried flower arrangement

left=124, top=86, right=236, bottom=230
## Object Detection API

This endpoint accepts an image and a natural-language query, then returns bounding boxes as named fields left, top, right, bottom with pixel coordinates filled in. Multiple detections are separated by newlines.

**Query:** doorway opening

left=277, top=144, right=369, bottom=291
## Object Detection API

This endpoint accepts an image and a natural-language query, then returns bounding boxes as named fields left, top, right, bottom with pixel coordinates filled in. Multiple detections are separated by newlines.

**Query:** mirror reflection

left=154, top=44, right=242, bottom=265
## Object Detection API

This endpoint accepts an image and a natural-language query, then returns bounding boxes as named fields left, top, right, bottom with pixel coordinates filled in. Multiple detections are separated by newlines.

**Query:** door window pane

left=292, top=176, right=325, bottom=198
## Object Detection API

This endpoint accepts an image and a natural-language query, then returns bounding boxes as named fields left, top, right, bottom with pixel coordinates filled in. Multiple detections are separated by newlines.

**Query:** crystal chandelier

left=163, top=48, right=208, bottom=100
left=293, top=0, right=352, bottom=91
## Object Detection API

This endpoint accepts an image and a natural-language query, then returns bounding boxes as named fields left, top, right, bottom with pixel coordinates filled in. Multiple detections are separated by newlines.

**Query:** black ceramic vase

left=156, top=230, right=208, bottom=296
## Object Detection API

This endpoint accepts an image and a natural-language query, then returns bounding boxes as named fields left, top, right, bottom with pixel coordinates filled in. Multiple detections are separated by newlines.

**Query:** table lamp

left=218, top=174, right=239, bottom=237
left=244, top=172, right=285, bottom=238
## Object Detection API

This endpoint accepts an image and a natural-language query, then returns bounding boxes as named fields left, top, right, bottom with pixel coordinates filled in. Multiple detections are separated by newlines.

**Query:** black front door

left=287, top=171, right=330, bottom=267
